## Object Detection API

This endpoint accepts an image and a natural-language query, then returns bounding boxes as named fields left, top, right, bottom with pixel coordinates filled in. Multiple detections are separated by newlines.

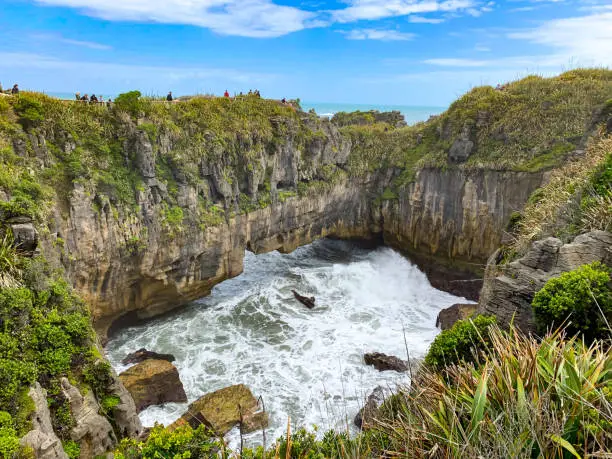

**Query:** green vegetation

left=532, top=262, right=612, bottom=341
left=115, top=424, right=225, bottom=459
left=507, top=136, right=611, bottom=257
left=424, top=315, right=496, bottom=369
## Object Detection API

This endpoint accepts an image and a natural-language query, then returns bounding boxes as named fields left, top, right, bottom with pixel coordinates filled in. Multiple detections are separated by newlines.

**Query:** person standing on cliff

left=224, top=89, right=230, bottom=98
left=11, top=84, right=19, bottom=95
left=167, top=91, right=173, bottom=101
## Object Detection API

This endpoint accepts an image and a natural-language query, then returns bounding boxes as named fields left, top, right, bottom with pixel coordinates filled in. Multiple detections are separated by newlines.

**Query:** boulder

left=119, top=359, right=187, bottom=412
left=121, top=348, right=176, bottom=365
left=10, top=222, right=38, bottom=253
left=436, top=303, right=477, bottom=330
left=354, top=386, right=386, bottom=430
left=19, top=383, right=68, bottom=459
left=448, top=124, right=475, bottom=163
left=364, top=352, right=408, bottom=372
left=60, top=378, right=116, bottom=458
left=172, top=384, right=267, bottom=435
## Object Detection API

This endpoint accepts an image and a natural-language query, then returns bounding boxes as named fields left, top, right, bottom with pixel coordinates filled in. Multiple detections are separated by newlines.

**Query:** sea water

left=105, top=239, right=468, bottom=446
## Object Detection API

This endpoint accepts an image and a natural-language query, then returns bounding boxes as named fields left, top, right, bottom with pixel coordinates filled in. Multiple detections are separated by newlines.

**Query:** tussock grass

left=374, top=325, right=612, bottom=458
left=509, top=135, right=611, bottom=255
left=0, top=231, right=21, bottom=288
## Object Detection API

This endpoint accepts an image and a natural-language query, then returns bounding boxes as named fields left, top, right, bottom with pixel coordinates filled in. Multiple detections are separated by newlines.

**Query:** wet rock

left=354, top=386, right=386, bottom=430
left=119, top=359, right=187, bottom=412
left=60, top=378, right=116, bottom=458
left=364, top=352, right=408, bottom=372
left=19, top=383, right=68, bottom=459
left=436, top=303, right=477, bottom=330
left=172, top=384, right=267, bottom=435
left=122, top=348, right=176, bottom=365
left=240, top=411, right=270, bottom=434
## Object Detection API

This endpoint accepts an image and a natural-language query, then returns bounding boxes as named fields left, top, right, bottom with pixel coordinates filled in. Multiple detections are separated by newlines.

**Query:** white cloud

left=31, top=33, right=112, bottom=50
left=508, top=11, right=612, bottom=66
left=474, top=44, right=490, bottom=52
left=332, top=0, right=477, bottom=22
left=0, top=52, right=275, bottom=84
left=344, top=28, right=416, bottom=40
left=424, top=58, right=488, bottom=66
left=408, top=15, right=445, bottom=23
left=33, top=0, right=315, bottom=38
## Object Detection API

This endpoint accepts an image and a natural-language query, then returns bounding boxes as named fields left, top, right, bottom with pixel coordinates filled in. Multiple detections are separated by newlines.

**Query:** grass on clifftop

left=505, top=134, right=611, bottom=257
left=344, top=69, right=612, bottom=187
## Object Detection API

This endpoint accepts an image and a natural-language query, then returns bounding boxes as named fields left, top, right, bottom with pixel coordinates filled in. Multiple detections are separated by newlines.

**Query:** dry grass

left=510, top=134, right=612, bottom=255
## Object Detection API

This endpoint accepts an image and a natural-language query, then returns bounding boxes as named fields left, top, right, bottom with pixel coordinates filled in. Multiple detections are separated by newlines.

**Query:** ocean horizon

left=45, top=91, right=445, bottom=126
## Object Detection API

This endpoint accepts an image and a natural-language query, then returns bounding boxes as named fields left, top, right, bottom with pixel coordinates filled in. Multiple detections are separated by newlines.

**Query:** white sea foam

left=105, top=239, right=469, bottom=447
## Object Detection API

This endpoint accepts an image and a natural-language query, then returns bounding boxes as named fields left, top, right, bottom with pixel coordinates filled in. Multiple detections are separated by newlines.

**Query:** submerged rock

left=122, top=348, right=176, bottom=365
left=19, top=383, right=68, bottom=459
left=172, top=384, right=267, bottom=435
left=364, top=352, right=408, bottom=372
left=436, top=303, right=477, bottom=330
left=119, top=359, right=187, bottom=412
left=354, top=386, right=386, bottom=430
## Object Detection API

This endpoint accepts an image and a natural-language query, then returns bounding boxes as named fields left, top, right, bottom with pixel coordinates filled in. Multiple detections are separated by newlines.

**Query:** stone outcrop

left=354, top=386, right=386, bottom=430
left=364, top=352, right=408, bottom=372
left=107, top=367, right=144, bottom=438
left=60, top=378, right=116, bottom=458
left=436, top=303, right=477, bottom=330
left=478, top=231, right=612, bottom=332
left=119, top=359, right=187, bottom=412
left=19, top=383, right=68, bottom=459
left=122, top=348, right=176, bottom=365
left=172, top=384, right=267, bottom=435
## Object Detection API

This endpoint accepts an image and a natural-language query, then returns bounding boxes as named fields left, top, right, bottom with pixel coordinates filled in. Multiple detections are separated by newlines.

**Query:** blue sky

left=0, top=0, right=610, bottom=106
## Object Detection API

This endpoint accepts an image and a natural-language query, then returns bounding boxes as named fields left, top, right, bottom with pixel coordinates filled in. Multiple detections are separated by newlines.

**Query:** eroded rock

left=19, top=383, right=68, bottom=459
left=172, top=384, right=267, bottom=435
left=436, top=303, right=477, bottom=330
left=60, top=378, right=116, bottom=458
left=479, top=230, right=612, bottom=332
left=119, top=359, right=187, bottom=412
left=364, top=353, right=408, bottom=372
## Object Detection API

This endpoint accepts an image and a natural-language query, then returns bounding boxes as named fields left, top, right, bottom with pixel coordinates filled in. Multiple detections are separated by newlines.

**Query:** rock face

left=479, top=231, right=612, bottom=332
left=119, top=359, right=187, bottom=412
left=172, top=384, right=267, bottom=435
left=60, top=378, right=116, bottom=458
left=354, top=386, right=386, bottom=430
left=27, top=111, right=546, bottom=336
left=107, top=366, right=144, bottom=438
left=122, top=348, right=176, bottom=365
left=436, top=303, right=477, bottom=330
left=364, top=352, right=408, bottom=372
left=19, top=383, right=68, bottom=459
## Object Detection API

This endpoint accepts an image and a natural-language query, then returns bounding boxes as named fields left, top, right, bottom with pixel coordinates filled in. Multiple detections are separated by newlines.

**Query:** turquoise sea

left=46, top=92, right=445, bottom=126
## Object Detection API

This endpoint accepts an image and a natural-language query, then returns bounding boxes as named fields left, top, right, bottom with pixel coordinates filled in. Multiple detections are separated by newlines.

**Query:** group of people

left=75, top=92, right=112, bottom=105
left=0, top=83, right=20, bottom=95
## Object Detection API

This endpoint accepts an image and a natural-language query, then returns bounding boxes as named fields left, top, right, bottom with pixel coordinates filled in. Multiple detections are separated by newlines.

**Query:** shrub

left=532, top=262, right=612, bottom=341
left=0, top=411, right=20, bottom=458
left=62, top=440, right=80, bottom=459
left=113, top=91, right=143, bottom=117
left=425, top=315, right=496, bottom=369
left=12, top=93, right=45, bottom=130
left=114, top=424, right=224, bottom=459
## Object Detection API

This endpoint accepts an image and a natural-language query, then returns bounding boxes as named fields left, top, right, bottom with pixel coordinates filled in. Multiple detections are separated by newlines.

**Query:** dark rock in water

left=354, top=386, right=386, bottom=430
left=364, top=352, right=407, bottom=372
left=119, top=359, right=187, bottom=412
left=292, top=290, right=315, bottom=309
left=436, top=303, right=477, bottom=330
left=122, top=348, right=176, bottom=365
